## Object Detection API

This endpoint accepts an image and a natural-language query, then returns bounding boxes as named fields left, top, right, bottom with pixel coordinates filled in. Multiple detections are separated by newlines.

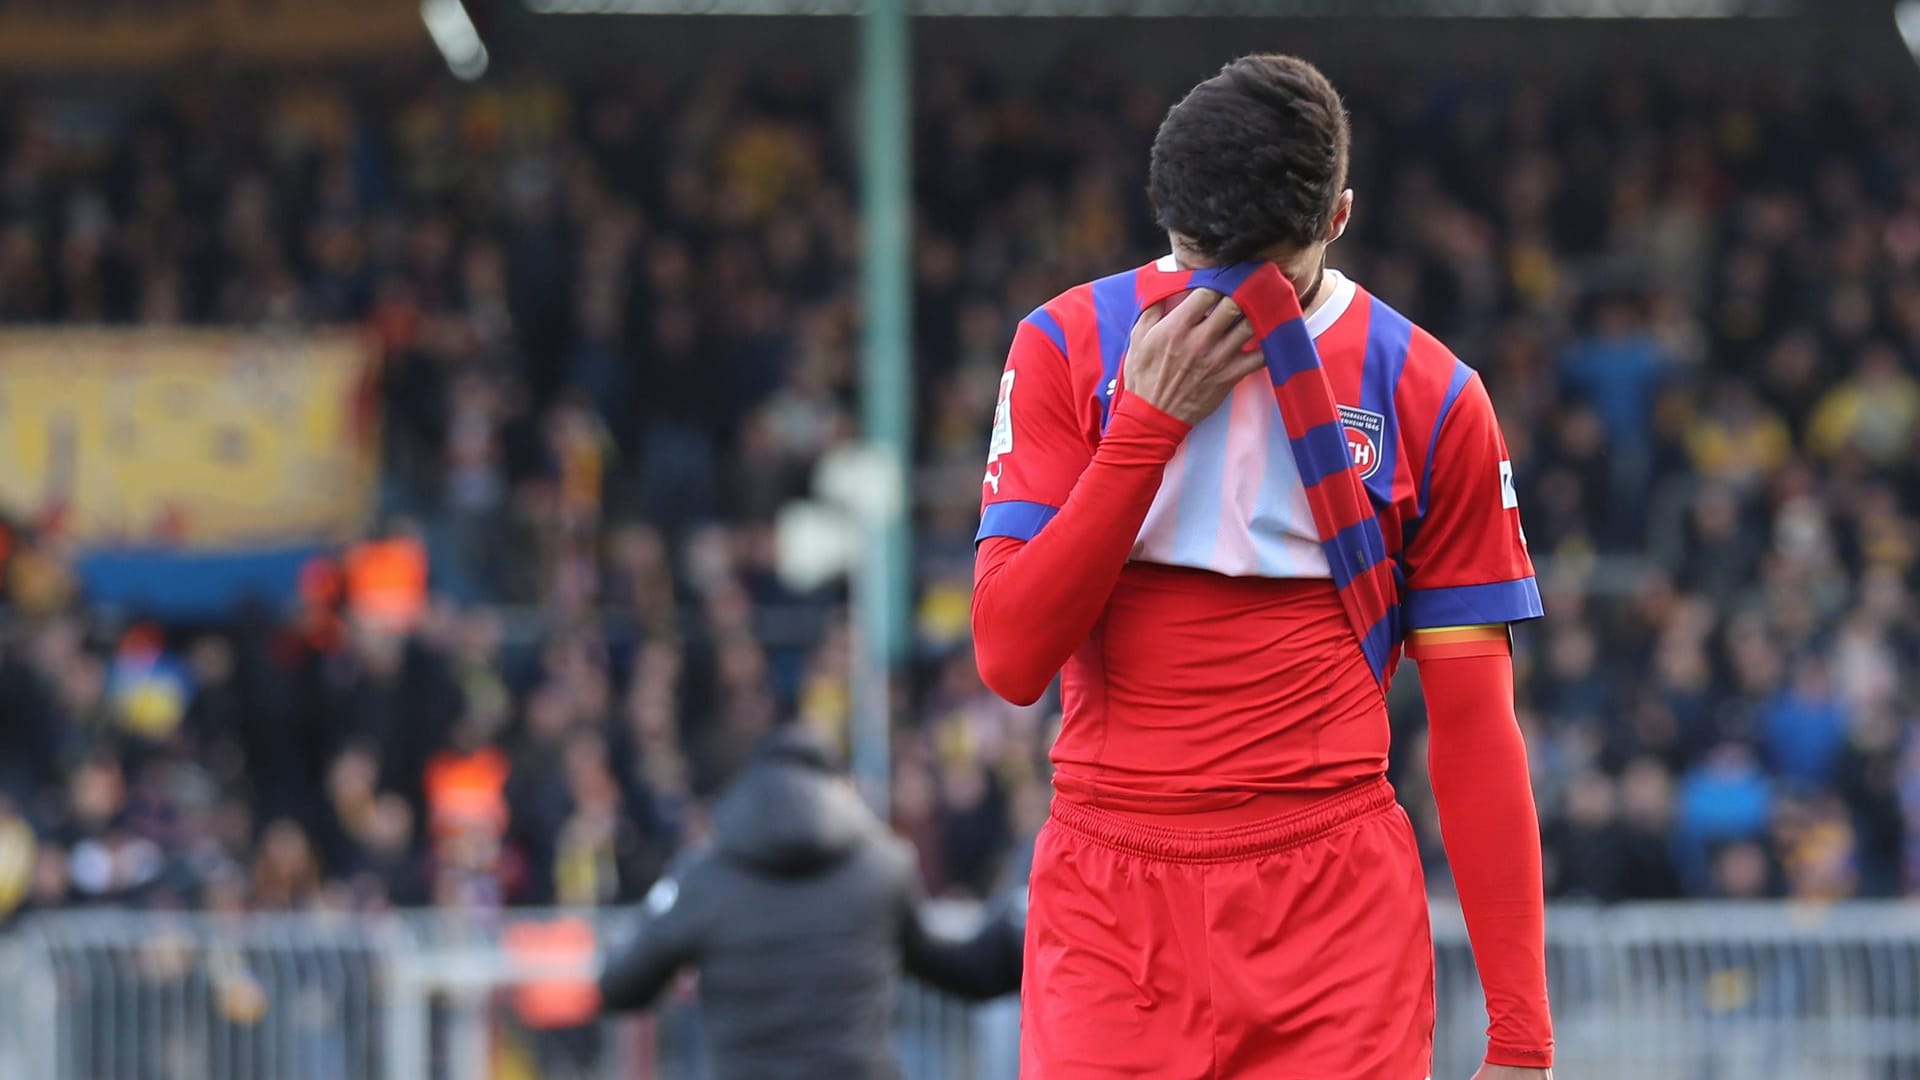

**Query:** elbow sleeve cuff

left=1404, top=577, right=1543, bottom=629
left=976, top=500, right=1060, bottom=543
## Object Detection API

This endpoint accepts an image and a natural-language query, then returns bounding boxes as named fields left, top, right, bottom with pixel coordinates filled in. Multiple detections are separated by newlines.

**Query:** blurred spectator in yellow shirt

left=1806, top=343, right=1920, bottom=468
left=1687, top=380, right=1793, bottom=491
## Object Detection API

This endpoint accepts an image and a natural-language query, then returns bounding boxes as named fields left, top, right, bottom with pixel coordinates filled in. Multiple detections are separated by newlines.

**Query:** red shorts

left=1021, top=779, right=1435, bottom=1080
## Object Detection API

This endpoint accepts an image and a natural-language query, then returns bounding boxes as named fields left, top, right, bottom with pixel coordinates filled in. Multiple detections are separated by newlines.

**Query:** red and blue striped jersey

left=977, top=258, right=1541, bottom=689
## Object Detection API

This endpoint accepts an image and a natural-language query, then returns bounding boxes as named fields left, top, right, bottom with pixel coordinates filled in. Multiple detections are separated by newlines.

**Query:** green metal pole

left=854, top=0, right=911, bottom=814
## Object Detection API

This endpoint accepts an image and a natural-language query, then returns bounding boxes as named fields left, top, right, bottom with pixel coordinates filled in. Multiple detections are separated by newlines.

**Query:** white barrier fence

left=9, top=902, right=1920, bottom=1079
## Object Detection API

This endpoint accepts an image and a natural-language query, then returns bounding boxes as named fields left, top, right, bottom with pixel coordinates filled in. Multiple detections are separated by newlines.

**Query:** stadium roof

left=525, top=0, right=1820, bottom=17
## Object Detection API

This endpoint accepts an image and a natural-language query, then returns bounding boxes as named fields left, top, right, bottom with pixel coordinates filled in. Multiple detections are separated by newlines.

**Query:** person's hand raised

left=1122, top=288, right=1263, bottom=425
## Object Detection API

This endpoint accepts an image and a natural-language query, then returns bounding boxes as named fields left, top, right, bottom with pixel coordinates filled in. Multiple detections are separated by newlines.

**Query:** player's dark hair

left=1149, top=54, right=1351, bottom=266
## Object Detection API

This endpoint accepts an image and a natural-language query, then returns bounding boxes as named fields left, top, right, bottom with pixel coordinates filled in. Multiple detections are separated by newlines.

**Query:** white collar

left=1304, top=269, right=1355, bottom=340
left=1152, top=255, right=1356, bottom=340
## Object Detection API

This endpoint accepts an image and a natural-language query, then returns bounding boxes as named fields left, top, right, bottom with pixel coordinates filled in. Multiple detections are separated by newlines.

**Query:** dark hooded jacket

left=597, top=727, right=1023, bottom=1080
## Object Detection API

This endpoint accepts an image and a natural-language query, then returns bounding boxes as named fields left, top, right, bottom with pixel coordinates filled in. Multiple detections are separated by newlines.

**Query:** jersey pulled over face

left=977, top=259, right=1542, bottom=808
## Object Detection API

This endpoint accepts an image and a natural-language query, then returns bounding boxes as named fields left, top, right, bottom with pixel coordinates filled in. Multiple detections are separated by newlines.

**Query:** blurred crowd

left=0, top=57, right=1917, bottom=920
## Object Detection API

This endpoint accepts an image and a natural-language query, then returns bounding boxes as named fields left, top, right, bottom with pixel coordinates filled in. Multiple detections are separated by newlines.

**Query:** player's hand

left=1472, top=1066, right=1552, bottom=1080
left=1122, top=287, right=1262, bottom=425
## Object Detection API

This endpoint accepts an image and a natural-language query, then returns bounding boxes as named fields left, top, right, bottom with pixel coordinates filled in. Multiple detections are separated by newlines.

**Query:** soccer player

left=971, top=55, right=1553, bottom=1079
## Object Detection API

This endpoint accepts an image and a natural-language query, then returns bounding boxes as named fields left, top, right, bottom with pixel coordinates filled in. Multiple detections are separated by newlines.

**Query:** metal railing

left=11, top=902, right=1920, bottom=1079
left=11, top=911, right=402, bottom=1080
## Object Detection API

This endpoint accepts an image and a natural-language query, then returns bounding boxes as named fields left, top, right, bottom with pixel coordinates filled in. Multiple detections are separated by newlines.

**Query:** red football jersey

left=977, top=260, right=1541, bottom=808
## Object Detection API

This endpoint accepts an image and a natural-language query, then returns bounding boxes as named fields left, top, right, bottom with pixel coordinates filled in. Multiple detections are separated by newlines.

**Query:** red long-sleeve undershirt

left=971, top=392, right=1191, bottom=705
left=1417, top=647, right=1554, bottom=1069
left=970, top=392, right=1553, bottom=1068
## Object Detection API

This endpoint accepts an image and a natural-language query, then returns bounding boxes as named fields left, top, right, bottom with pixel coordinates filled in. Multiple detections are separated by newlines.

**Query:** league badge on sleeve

left=989, top=370, right=1015, bottom=463
left=1337, top=405, right=1386, bottom=481
left=1499, top=459, right=1518, bottom=509
left=985, top=370, right=1015, bottom=494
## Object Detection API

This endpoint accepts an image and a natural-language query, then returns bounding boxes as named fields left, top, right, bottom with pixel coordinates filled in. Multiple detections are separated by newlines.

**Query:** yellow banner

left=0, top=330, right=380, bottom=548
left=0, top=0, right=425, bottom=69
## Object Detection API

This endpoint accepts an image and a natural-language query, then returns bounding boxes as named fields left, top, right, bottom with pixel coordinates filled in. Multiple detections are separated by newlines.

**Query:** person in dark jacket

left=596, top=725, right=1023, bottom=1080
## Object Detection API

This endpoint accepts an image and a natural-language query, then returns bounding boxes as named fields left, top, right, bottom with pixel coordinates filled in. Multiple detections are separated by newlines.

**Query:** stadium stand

left=0, top=56, right=1915, bottom=927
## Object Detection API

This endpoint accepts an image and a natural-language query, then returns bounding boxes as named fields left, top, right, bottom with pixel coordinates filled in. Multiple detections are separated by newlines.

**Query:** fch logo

left=1338, top=405, right=1387, bottom=481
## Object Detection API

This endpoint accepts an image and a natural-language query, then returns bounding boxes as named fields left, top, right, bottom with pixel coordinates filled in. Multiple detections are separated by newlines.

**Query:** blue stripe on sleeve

left=1417, top=360, right=1474, bottom=517
left=1403, top=577, right=1545, bottom=628
left=1024, top=309, right=1069, bottom=357
left=975, top=501, right=1061, bottom=544
left=1091, top=270, right=1140, bottom=432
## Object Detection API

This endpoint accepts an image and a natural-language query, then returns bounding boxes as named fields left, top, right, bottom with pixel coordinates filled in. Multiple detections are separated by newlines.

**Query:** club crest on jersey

left=1338, top=405, right=1387, bottom=480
